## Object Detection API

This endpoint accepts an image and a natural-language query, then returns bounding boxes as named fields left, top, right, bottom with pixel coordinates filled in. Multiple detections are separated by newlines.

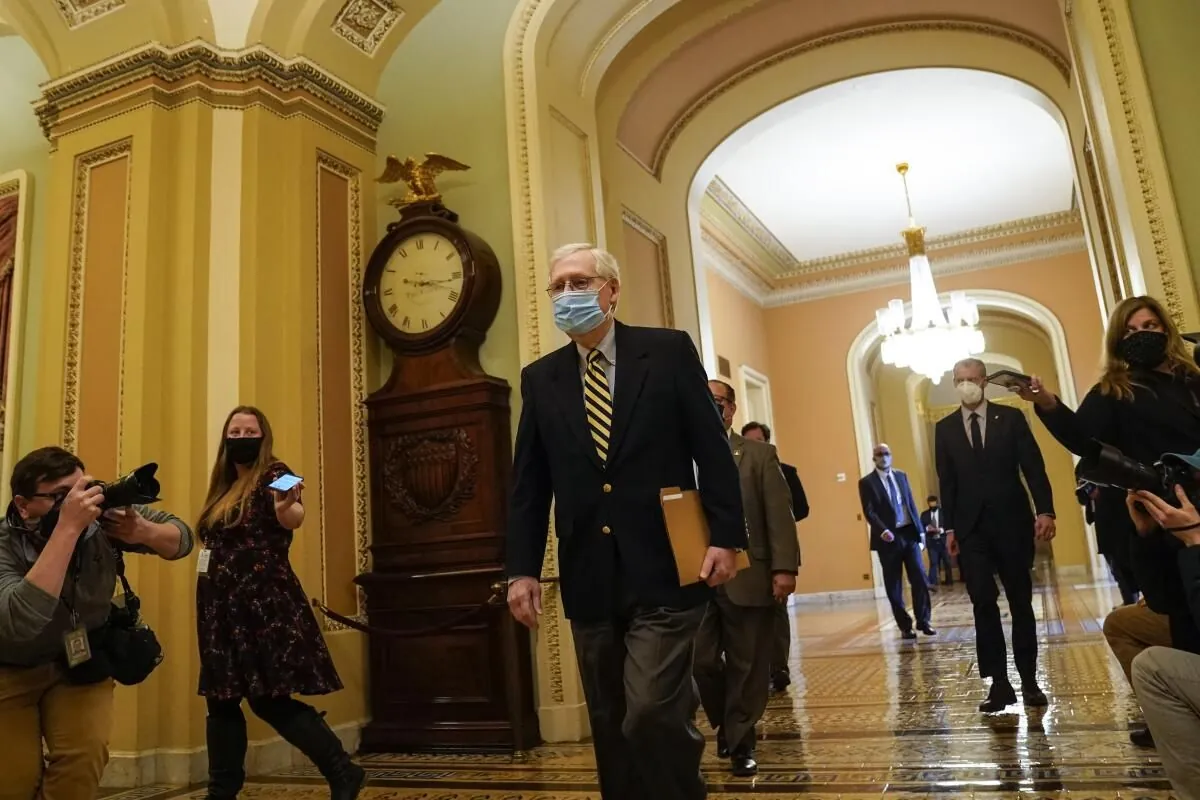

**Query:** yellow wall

left=0, top=35, right=50, bottom=459
left=374, top=0, right=523, bottom=398
left=704, top=266, right=772, bottom=432
left=1126, top=1, right=1200, bottom=285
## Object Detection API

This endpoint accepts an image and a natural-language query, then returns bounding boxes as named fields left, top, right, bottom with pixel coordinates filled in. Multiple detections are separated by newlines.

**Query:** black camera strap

left=1167, top=522, right=1200, bottom=533
left=111, top=549, right=139, bottom=619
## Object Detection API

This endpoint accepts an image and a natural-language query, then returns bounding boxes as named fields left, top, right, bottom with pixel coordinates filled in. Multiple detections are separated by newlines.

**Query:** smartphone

left=987, top=369, right=1032, bottom=392
left=268, top=473, right=303, bottom=492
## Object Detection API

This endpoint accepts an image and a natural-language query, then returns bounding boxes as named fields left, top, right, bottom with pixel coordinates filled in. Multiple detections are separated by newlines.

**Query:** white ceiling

left=712, top=68, right=1076, bottom=263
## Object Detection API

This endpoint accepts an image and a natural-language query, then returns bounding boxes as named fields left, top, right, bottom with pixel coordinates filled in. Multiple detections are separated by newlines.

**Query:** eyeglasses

left=30, top=490, right=69, bottom=503
left=711, top=395, right=731, bottom=407
left=546, top=277, right=605, bottom=298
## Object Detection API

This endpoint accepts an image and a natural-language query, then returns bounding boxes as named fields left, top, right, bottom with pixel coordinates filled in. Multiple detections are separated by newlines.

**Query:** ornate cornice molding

left=700, top=227, right=772, bottom=306
left=34, top=42, right=386, bottom=151
left=648, top=19, right=1070, bottom=178
left=768, top=233, right=1088, bottom=307
left=54, top=0, right=124, bottom=29
left=333, top=0, right=405, bottom=56
left=705, top=177, right=796, bottom=271
left=783, top=210, right=1083, bottom=277
left=702, top=224, right=1088, bottom=308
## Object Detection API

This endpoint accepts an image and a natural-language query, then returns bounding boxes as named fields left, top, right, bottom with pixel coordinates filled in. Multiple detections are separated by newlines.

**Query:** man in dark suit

left=696, top=396, right=798, bottom=777
left=858, top=443, right=934, bottom=639
left=740, top=421, right=807, bottom=691
left=921, top=495, right=953, bottom=586
left=935, top=357, right=1055, bottom=712
left=506, top=244, right=746, bottom=800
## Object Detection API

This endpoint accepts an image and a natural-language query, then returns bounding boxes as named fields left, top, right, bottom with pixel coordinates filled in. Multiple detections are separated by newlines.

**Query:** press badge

left=63, top=621, right=92, bottom=667
left=196, top=548, right=212, bottom=575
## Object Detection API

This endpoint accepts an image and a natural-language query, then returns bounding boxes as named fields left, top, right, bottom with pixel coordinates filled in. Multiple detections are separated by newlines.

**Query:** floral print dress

left=196, top=462, right=342, bottom=700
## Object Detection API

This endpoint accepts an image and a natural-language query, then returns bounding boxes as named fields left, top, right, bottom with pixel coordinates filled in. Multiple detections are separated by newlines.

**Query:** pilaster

left=1064, top=0, right=1199, bottom=327
left=24, top=41, right=383, bottom=785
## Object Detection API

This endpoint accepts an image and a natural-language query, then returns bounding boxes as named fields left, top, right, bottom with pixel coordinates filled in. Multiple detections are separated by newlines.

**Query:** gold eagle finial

left=376, top=153, right=470, bottom=208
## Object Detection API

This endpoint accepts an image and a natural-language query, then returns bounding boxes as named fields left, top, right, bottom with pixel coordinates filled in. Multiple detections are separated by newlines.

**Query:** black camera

left=88, top=463, right=162, bottom=510
left=1076, top=442, right=1198, bottom=503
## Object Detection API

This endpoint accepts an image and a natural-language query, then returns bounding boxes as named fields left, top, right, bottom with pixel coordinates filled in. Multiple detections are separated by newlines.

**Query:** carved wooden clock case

left=356, top=200, right=539, bottom=752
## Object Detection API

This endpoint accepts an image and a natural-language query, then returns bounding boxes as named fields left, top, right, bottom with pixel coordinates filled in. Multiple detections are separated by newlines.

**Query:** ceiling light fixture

left=875, top=162, right=984, bottom=383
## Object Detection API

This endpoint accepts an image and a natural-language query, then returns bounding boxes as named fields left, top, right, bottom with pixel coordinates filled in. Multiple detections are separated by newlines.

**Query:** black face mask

left=225, top=437, right=263, bottom=466
left=929, top=504, right=939, bottom=511
left=1118, top=330, right=1169, bottom=369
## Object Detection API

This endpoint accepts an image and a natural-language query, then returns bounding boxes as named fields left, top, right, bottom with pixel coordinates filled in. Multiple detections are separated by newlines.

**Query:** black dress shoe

left=716, top=728, right=729, bottom=758
left=901, top=629, right=918, bottom=640
left=1130, top=726, right=1155, bottom=748
left=730, top=754, right=758, bottom=777
left=979, top=681, right=1017, bottom=713
left=770, top=670, right=791, bottom=692
left=919, top=625, right=937, bottom=636
left=1022, top=685, right=1049, bottom=707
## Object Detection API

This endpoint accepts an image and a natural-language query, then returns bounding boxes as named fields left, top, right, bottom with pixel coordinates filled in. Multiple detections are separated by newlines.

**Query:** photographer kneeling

left=1127, top=472, right=1200, bottom=800
left=0, top=447, right=193, bottom=800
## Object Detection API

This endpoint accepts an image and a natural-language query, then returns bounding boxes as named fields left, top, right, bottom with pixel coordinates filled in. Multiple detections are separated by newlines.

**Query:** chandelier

left=875, top=163, right=984, bottom=383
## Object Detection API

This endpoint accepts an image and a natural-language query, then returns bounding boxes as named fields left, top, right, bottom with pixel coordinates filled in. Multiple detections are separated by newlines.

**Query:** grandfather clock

left=356, top=161, right=538, bottom=752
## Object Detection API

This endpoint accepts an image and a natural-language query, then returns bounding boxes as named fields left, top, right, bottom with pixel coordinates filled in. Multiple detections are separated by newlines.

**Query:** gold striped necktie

left=584, top=349, right=613, bottom=462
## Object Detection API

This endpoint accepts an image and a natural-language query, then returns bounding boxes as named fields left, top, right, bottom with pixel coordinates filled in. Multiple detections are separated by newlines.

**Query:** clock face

left=378, top=232, right=466, bottom=336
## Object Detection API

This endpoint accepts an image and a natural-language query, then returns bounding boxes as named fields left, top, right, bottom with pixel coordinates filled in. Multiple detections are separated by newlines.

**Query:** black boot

left=274, top=705, right=366, bottom=800
left=204, top=713, right=248, bottom=799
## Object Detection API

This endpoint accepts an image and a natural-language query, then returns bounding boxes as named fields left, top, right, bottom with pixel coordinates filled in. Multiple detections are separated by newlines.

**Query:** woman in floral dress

left=196, top=405, right=365, bottom=799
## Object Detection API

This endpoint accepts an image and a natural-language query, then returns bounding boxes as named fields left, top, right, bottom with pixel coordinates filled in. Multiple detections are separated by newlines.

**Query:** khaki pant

left=1132, top=646, right=1200, bottom=800
left=1103, top=602, right=1172, bottom=683
left=0, top=663, right=115, bottom=800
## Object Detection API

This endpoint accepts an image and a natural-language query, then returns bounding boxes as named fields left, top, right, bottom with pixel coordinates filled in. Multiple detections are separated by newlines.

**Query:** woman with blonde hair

left=196, top=406, right=364, bottom=799
left=1019, top=294, right=1200, bottom=745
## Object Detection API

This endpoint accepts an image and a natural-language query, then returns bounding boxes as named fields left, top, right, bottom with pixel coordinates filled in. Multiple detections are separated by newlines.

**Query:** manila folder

left=660, top=487, right=750, bottom=587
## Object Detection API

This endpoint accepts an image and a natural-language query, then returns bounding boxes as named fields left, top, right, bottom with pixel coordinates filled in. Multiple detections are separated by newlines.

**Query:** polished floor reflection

left=105, top=568, right=1175, bottom=798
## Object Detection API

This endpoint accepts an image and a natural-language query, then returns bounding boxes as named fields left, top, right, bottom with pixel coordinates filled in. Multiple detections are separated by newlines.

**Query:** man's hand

left=1034, top=515, right=1057, bottom=542
left=507, top=577, right=542, bottom=629
left=1136, top=486, right=1200, bottom=545
left=772, top=572, right=796, bottom=602
left=101, top=506, right=148, bottom=545
left=946, top=531, right=958, bottom=556
left=700, top=546, right=737, bottom=587
left=1126, top=491, right=1159, bottom=538
left=880, top=530, right=895, bottom=543
left=57, top=476, right=105, bottom=536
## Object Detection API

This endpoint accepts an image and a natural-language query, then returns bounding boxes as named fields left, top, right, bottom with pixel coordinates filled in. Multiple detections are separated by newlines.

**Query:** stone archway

left=846, top=289, right=1102, bottom=585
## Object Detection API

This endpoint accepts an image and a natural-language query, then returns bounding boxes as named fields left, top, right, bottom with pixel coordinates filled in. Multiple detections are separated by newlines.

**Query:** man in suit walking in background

left=740, top=421, right=807, bottom=691
left=696, top=397, right=799, bottom=777
left=505, top=244, right=746, bottom=800
left=921, top=495, right=953, bottom=586
left=858, top=443, right=934, bottom=640
left=935, top=357, right=1055, bottom=713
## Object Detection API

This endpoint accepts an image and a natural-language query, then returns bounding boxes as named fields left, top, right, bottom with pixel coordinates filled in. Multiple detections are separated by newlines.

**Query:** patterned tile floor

left=102, top=566, right=1178, bottom=799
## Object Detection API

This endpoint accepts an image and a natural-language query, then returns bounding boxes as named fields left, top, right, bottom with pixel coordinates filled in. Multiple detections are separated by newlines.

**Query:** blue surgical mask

left=552, top=288, right=610, bottom=336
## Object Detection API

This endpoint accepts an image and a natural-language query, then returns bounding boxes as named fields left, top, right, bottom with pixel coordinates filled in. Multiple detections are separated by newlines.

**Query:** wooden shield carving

left=382, top=428, right=478, bottom=522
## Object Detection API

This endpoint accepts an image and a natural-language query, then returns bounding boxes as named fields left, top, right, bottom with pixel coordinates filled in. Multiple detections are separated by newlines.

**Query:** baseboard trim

left=100, top=718, right=367, bottom=788
left=1055, top=564, right=1089, bottom=577
left=792, top=588, right=877, bottom=605
left=538, top=701, right=590, bottom=743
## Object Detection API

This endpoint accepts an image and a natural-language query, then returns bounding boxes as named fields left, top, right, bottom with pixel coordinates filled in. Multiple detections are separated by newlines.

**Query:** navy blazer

left=505, top=322, right=747, bottom=622
left=858, top=468, right=922, bottom=551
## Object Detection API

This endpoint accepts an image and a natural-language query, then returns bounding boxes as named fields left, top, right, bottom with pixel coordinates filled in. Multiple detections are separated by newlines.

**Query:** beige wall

left=704, top=266, right=772, bottom=432
left=732, top=249, right=1106, bottom=594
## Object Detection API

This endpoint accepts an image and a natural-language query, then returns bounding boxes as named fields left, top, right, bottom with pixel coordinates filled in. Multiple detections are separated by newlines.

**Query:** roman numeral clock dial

left=378, top=233, right=466, bottom=335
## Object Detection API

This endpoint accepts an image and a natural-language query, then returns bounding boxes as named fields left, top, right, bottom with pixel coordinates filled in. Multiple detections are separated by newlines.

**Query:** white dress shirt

left=876, top=468, right=910, bottom=527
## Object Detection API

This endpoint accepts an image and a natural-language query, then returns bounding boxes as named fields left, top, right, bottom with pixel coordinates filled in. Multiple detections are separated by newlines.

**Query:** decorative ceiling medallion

left=54, top=0, right=124, bottom=29
left=333, top=0, right=404, bottom=56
